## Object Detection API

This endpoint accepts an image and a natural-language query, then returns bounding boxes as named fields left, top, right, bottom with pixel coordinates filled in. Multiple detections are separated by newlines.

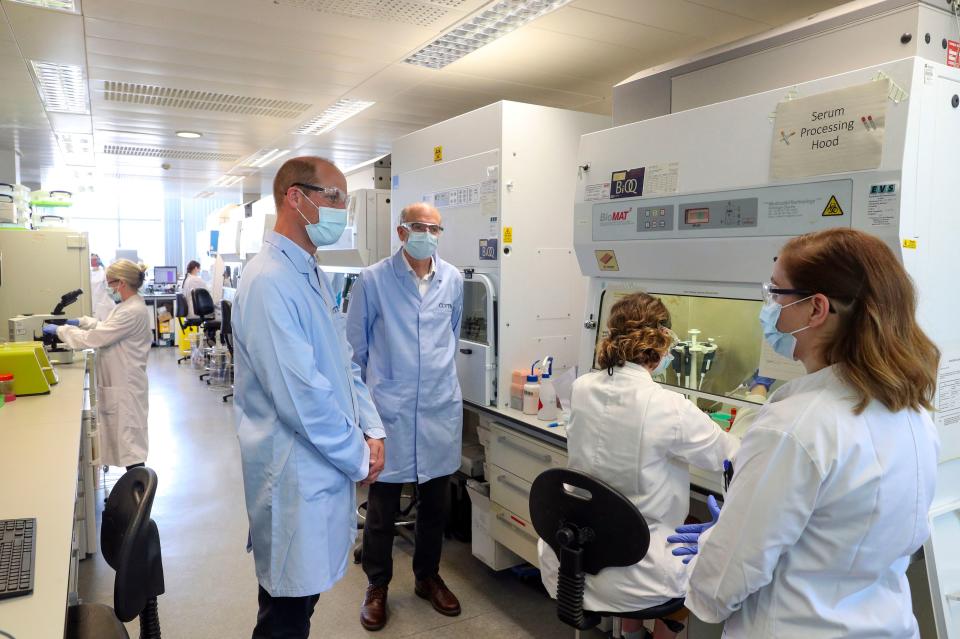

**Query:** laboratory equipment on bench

left=537, top=355, right=558, bottom=421
left=668, top=329, right=718, bottom=390
left=522, top=360, right=540, bottom=416
left=391, top=101, right=608, bottom=409
left=0, top=342, right=57, bottom=394
left=0, top=228, right=92, bottom=332
left=8, top=288, right=85, bottom=363
left=574, top=8, right=960, bottom=628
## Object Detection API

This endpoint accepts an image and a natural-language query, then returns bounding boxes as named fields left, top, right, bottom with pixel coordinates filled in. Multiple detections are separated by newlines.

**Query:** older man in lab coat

left=347, top=202, right=464, bottom=631
left=232, top=156, right=386, bottom=639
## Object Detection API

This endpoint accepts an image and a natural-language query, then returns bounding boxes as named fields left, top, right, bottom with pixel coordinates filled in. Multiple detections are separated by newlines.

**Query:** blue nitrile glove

left=42, top=324, right=60, bottom=336
left=749, top=369, right=775, bottom=391
left=667, top=494, right=721, bottom=564
left=65, top=319, right=80, bottom=326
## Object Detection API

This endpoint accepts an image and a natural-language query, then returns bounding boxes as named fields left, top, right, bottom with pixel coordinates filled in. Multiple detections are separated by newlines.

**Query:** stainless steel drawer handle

left=497, top=474, right=530, bottom=496
left=496, top=513, right=538, bottom=541
left=497, top=436, right=551, bottom=463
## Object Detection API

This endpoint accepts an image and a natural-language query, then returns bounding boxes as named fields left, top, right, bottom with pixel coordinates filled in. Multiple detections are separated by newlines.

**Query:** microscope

left=8, top=289, right=84, bottom=364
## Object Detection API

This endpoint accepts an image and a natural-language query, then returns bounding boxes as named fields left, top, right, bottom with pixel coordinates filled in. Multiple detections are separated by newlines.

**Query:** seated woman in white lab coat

left=673, top=228, right=940, bottom=638
left=180, top=259, right=209, bottom=317
left=537, top=292, right=739, bottom=639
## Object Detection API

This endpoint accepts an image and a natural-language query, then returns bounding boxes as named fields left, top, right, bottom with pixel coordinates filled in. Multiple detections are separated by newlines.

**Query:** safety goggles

left=761, top=282, right=837, bottom=313
left=401, top=221, right=444, bottom=235
left=291, top=182, right=352, bottom=209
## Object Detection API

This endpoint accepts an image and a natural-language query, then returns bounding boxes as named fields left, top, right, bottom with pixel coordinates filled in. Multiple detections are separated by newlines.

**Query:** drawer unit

left=489, top=465, right=533, bottom=522
left=488, top=423, right=566, bottom=484
left=490, top=502, right=540, bottom=566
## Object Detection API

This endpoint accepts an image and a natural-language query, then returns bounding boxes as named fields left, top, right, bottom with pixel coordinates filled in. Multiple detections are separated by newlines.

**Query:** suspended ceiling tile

left=571, top=0, right=769, bottom=39
left=682, top=0, right=847, bottom=25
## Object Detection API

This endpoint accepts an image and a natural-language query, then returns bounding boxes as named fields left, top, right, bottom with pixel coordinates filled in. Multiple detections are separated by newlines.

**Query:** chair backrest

left=220, top=300, right=233, bottom=354
left=192, top=287, right=215, bottom=318
left=175, top=293, right=188, bottom=319
left=102, top=467, right=165, bottom=622
left=529, top=468, right=650, bottom=630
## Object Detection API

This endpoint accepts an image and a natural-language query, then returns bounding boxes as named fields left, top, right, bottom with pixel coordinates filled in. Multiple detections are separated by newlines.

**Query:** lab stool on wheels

left=529, top=468, right=686, bottom=639
left=353, top=484, right=419, bottom=564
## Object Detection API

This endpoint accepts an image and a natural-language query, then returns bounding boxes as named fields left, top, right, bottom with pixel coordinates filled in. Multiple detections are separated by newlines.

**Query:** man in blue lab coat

left=347, top=202, right=464, bottom=631
left=233, top=156, right=386, bottom=639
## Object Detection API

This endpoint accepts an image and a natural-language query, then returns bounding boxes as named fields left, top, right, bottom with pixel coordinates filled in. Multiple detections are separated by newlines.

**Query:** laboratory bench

left=0, top=353, right=99, bottom=639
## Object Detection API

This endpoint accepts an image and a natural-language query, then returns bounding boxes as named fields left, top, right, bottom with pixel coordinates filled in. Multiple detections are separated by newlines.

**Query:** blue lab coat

left=232, top=231, right=385, bottom=597
left=346, top=249, right=464, bottom=484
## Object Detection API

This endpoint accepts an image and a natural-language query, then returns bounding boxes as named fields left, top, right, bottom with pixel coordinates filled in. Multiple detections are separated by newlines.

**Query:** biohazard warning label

left=821, top=195, right=844, bottom=217
left=948, top=40, right=960, bottom=68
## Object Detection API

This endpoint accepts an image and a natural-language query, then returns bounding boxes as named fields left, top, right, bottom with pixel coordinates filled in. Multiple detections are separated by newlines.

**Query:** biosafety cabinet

left=573, top=54, right=960, bottom=639
left=391, top=101, right=608, bottom=408
left=314, top=188, right=392, bottom=313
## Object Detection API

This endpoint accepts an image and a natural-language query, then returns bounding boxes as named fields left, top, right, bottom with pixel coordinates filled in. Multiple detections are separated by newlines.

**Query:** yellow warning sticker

left=433, top=146, right=443, bottom=163
left=902, top=239, right=917, bottom=249
left=595, top=250, right=619, bottom=272
left=822, top=195, right=844, bottom=217
left=502, top=226, right=513, bottom=244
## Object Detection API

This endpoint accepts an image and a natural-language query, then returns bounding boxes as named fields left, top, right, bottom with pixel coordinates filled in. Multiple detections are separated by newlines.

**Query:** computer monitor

left=154, top=266, right=177, bottom=286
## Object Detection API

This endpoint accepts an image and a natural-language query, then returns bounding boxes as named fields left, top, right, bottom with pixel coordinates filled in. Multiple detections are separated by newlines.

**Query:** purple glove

left=667, top=495, right=721, bottom=564
left=66, top=319, right=80, bottom=326
left=42, top=324, right=59, bottom=336
left=749, top=369, right=775, bottom=391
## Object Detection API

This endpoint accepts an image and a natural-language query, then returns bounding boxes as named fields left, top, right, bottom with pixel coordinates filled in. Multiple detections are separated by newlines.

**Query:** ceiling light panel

left=294, top=98, right=375, bottom=135
left=102, top=145, right=240, bottom=162
left=195, top=191, right=215, bottom=199
left=8, top=0, right=79, bottom=12
left=405, top=0, right=573, bottom=69
left=102, top=82, right=312, bottom=119
left=30, top=61, right=89, bottom=114
left=239, top=148, right=291, bottom=168
left=273, top=0, right=467, bottom=28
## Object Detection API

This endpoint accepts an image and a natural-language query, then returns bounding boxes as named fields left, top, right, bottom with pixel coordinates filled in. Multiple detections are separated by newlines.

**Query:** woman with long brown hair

left=674, top=228, right=940, bottom=638
left=537, top=292, right=738, bottom=639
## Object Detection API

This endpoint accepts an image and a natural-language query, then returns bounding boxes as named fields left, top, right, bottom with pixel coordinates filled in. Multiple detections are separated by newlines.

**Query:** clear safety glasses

left=291, top=182, right=353, bottom=209
left=401, top=221, right=444, bottom=235
left=761, top=281, right=814, bottom=305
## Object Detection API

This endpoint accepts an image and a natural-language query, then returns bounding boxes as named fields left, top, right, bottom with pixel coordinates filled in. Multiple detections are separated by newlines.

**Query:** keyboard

left=0, top=518, right=35, bottom=601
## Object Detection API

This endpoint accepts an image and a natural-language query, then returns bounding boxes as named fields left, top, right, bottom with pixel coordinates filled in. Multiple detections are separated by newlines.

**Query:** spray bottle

left=537, top=355, right=558, bottom=421
left=522, top=360, right=541, bottom=415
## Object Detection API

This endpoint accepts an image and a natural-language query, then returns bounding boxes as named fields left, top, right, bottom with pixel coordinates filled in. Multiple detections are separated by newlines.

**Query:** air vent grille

left=102, top=145, right=240, bottom=162
left=102, top=81, right=311, bottom=119
left=272, top=0, right=467, bottom=27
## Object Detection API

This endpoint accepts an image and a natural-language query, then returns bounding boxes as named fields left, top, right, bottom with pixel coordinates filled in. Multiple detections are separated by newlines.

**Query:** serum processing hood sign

left=771, top=80, right=889, bottom=180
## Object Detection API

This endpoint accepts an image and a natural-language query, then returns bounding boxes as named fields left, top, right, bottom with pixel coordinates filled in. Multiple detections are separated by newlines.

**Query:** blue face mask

left=296, top=191, right=347, bottom=247
left=404, top=231, right=439, bottom=260
left=108, top=287, right=122, bottom=304
left=759, top=297, right=812, bottom=360
left=652, top=352, right=674, bottom=376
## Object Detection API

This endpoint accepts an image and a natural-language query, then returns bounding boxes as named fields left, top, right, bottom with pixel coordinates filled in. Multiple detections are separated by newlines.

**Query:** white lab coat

left=686, top=365, right=939, bottom=638
left=89, top=267, right=114, bottom=322
left=181, top=273, right=208, bottom=317
left=56, top=295, right=153, bottom=467
left=538, top=363, right=739, bottom=612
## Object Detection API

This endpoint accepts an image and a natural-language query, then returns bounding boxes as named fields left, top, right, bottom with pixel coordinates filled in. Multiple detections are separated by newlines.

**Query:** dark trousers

left=251, top=585, right=320, bottom=639
left=362, top=475, right=449, bottom=587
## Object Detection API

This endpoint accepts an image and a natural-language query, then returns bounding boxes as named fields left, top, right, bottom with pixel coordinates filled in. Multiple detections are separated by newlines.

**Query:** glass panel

left=594, top=289, right=783, bottom=405
left=460, top=279, right=489, bottom=345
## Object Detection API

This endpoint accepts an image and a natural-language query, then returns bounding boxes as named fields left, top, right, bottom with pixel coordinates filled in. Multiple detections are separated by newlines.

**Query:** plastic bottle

left=537, top=356, right=558, bottom=421
left=522, top=360, right=540, bottom=415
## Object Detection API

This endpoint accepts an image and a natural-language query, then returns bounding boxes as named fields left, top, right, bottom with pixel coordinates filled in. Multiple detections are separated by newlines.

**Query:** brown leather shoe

left=360, top=584, right=388, bottom=631
left=414, top=574, right=461, bottom=617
